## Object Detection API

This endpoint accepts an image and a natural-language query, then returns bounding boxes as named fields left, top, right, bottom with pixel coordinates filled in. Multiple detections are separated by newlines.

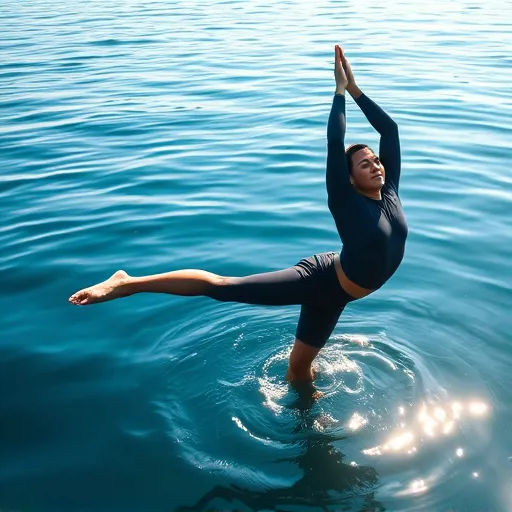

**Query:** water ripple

left=1, top=0, right=510, bottom=510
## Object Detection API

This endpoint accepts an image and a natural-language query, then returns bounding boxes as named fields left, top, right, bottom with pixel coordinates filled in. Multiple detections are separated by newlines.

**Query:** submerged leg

left=286, top=339, right=321, bottom=382
left=286, top=302, right=346, bottom=382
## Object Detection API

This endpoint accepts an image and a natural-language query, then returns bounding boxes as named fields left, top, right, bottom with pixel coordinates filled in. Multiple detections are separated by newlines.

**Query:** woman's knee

left=205, top=275, right=239, bottom=301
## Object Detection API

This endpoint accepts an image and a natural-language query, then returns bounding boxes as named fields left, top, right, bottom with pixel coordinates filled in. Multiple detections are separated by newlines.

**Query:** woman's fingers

left=335, top=45, right=343, bottom=69
left=339, top=46, right=348, bottom=63
left=338, top=47, right=352, bottom=78
left=334, top=44, right=349, bottom=87
left=341, top=53, right=348, bottom=72
left=339, top=47, right=347, bottom=64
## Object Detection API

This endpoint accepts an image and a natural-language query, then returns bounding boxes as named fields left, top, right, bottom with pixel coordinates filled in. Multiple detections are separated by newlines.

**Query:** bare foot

left=69, top=270, right=129, bottom=306
left=311, top=390, right=324, bottom=400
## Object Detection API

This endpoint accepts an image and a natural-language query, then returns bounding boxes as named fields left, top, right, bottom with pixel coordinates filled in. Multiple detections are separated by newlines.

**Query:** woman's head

left=346, top=144, right=385, bottom=192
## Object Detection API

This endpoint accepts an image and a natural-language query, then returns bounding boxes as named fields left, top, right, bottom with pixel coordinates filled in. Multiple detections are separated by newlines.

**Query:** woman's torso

left=335, top=184, right=408, bottom=298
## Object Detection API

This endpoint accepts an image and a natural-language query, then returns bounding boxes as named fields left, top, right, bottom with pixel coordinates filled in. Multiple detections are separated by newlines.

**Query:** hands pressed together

left=334, top=45, right=359, bottom=97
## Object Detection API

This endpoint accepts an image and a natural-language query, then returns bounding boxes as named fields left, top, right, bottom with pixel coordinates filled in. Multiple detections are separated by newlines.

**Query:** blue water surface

left=1, top=0, right=512, bottom=511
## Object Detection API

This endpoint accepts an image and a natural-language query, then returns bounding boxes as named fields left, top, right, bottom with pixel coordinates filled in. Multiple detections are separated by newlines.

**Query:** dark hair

left=345, top=143, right=371, bottom=172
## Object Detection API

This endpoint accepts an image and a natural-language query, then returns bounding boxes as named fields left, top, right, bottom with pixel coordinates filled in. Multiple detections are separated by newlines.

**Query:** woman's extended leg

left=68, top=268, right=225, bottom=305
left=68, top=265, right=310, bottom=306
left=68, top=255, right=351, bottom=383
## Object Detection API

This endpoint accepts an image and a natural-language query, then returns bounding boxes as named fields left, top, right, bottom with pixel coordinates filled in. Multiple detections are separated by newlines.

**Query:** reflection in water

left=176, top=381, right=384, bottom=512
left=362, top=399, right=489, bottom=460
left=362, top=398, right=490, bottom=499
left=173, top=333, right=491, bottom=509
left=396, top=478, right=428, bottom=497
left=348, top=412, right=368, bottom=431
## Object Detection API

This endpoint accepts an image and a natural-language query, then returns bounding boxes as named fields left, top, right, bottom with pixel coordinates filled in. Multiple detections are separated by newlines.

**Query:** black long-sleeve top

left=326, top=93, right=408, bottom=289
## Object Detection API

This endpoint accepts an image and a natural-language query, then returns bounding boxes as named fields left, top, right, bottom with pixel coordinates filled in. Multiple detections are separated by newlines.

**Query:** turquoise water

left=1, top=0, right=512, bottom=510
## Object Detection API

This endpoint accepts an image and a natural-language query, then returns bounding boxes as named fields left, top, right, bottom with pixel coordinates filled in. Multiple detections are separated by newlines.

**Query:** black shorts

left=207, top=252, right=356, bottom=349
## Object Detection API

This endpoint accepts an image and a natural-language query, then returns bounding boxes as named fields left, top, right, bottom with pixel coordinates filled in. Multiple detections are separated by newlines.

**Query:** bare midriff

left=333, top=253, right=376, bottom=299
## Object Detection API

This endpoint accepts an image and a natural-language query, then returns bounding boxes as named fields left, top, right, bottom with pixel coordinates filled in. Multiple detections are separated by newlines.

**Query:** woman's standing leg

left=286, top=302, right=346, bottom=382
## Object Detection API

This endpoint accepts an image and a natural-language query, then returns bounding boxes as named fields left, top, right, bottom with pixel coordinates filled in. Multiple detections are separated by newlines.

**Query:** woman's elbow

left=388, top=119, right=399, bottom=132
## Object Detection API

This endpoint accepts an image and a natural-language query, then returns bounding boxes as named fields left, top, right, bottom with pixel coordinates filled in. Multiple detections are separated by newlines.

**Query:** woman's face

left=350, top=147, right=385, bottom=191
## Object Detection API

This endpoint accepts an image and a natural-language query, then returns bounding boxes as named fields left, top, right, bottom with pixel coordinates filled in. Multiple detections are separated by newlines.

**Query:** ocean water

left=1, top=0, right=511, bottom=510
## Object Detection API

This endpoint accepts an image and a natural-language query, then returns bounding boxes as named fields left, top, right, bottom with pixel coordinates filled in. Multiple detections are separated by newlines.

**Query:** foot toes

left=77, top=292, right=89, bottom=304
left=69, top=290, right=89, bottom=305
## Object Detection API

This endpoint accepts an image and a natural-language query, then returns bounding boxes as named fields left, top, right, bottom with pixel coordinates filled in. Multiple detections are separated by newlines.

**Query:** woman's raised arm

left=326, top=47, right=351, bottom=200
left=341, top=49, right=402, bottom=191
left=325, top=46, right=358, bottom=239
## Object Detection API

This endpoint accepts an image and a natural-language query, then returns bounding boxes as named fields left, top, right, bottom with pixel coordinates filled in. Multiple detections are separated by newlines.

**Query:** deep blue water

left=1, top=0, right=512, bottom=511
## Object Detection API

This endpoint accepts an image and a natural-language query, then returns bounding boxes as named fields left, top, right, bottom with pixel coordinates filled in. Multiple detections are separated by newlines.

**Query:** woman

left=69, top=45, right=408, bottom=382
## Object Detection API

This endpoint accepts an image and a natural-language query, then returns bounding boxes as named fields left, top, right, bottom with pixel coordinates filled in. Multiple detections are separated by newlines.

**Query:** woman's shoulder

left=383, top=181, right=399, bottom=196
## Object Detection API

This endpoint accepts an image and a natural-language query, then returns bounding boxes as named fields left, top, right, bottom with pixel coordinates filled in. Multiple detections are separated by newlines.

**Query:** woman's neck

left=354, top=186, right=382, bottom=201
